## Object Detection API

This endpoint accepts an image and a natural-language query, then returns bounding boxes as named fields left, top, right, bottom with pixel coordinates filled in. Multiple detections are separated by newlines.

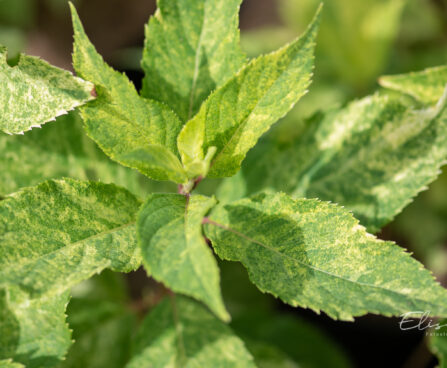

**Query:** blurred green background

left=1, top=0, right=447, bottom=367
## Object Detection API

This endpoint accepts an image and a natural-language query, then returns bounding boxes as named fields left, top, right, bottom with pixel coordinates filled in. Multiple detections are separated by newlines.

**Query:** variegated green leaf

left=177, top=5, right=321, bottom=179
left=0, top=112, right=164, bottom=198
left=230, top=89, right=447, bottom=232
left=141, top=0, right=245, bottom=122
left=298, top=92, right=447, bottom=232
left=0, top=45, right=94, bottom=135
left=0, top=289, right=71, bottom=368
left=70, top=4, right=186, bottom=183
left=380, top=65, right=447, bottom=105
left=138, top=193, right=228, bottom=321
left=0, top=179, right=141, bottom=299
left=126, top=296, right=256, bottom=368
left=204, top=192, right=447, bottom=321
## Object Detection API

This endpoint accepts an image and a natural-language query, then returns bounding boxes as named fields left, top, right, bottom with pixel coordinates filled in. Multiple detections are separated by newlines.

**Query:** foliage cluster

left=1, top=0, right=447, bottom=367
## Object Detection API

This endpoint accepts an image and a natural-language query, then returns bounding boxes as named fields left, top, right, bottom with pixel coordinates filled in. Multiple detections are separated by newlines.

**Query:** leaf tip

left=312, top=3, right=324, bottom=28
left=68, top=1, right=78, bottom=18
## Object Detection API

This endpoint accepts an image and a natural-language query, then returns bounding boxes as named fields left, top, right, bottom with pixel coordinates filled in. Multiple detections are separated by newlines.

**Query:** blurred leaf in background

left=0, top=0, right=34, bottom=60
left=220, top=261, right=352, bottom=368
left=241, top=0, right=447, bottom=120
left=0, top=0, right=35, bottom=28
left=241, top=0, right=406, bottom=120
left=279, top=0, right=405, bottom=92
left=430, top=320, right=447, bottom=368
left=391, top=0, right=447, bottom=73
left=61, top=271, right=137, bottom=368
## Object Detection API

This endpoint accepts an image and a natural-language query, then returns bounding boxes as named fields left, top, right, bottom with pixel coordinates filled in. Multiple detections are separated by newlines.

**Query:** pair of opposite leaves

left=1, top=0, right=320, bottom=186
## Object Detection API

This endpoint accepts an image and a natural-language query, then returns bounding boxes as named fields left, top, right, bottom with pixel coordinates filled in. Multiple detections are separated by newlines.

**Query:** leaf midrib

left=209, top=47, right=311, bottom=171
left=206, top=218, right=446, bottom=310
left=148, top=198, right=211, bottom=302
left=0, top=221, right=136, bottom=280
left=182, top=198, right=213, bottom=302
left=187, top=4, right=206, bottom=120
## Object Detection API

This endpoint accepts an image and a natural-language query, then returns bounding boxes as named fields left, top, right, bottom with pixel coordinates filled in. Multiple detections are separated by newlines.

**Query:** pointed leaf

left=70, top=4, right=185, bottom=183
left=380, top=65, right=447, bottom=105
left=126, top=296, right=255, bottom=368
left=141, top=0, right=245, bottom=122
left=204, top=192, right=447, bottom=321
left=280, top=0, right=405, bottom=89
left=177, top=6, right=321, bottom=179
left=0, top=46, right=94, bottom=135
left=138, top=193, right=228, bottom=321
left=0, top=179, right=141, bottom=299
left=0, top=289, right=71, bottom=368
left=234, top=90, right=447, bottom=232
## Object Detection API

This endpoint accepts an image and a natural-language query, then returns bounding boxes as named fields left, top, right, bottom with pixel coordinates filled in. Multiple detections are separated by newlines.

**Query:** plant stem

left=178, top=176, right=203, bottom=195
